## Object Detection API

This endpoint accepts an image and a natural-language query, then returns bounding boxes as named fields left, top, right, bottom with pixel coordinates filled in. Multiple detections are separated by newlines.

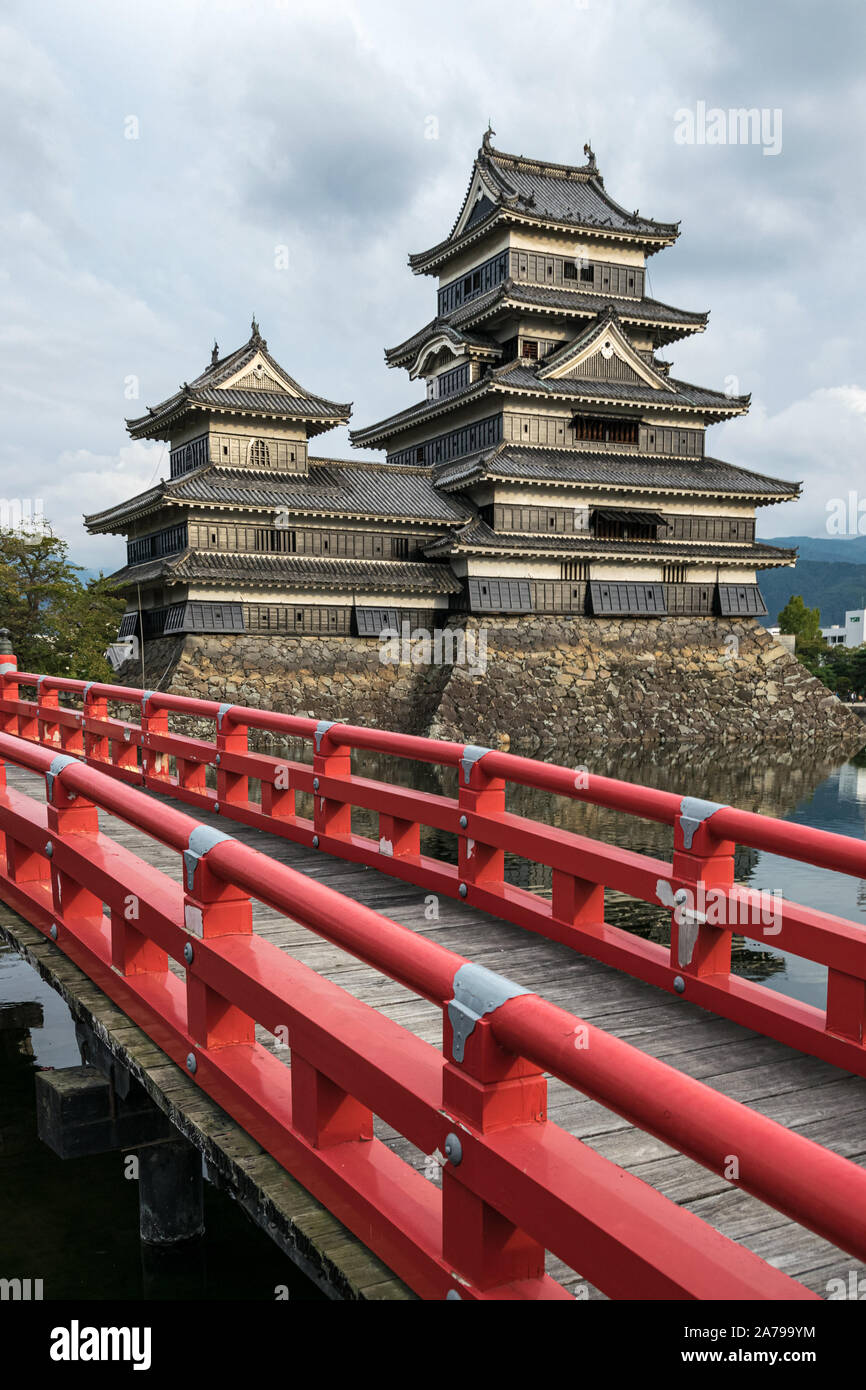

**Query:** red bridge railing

left=5, top=721, right=865, bottom=1300
left=2, top=661, right=865, bottom=1083
left=1, top=657, right=866, bottom=1296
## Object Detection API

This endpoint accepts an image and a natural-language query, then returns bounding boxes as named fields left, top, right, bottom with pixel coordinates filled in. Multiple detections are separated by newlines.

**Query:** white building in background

left=845, top=608, right=866, bottom=647
left=818, top=609, right=866, bottom=649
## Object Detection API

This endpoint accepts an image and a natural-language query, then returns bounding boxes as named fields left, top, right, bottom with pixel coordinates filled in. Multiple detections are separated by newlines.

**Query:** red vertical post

left=216, top=706, right=249, bottom=809
left=291, top=1049, right=374, bottom=1149
left=60, top=708, right=84, bottom=756
left=261, top=765, right=295, bottom=820
left=177, top=756, right=207, bottom=796
left=17, top=686, right=39, bottom=744
left=184, top=837, right=255, bottom=1050
left=83, top=688, right=110, bottom=767
left=551, top=870, right=605, bottom=937
left=46, top=760, right=103, bottom=931
left=378, top=811, right=420, bottom=859
left=141, top=695, right=171, bottom=784
left=826, top=970, right=866, bottom=1044
left=0, top=631, right=18, bottom=738
left=312, top=722, right=351, bottom=841
left=457, top=747, right=505, bottom=894
left=440, top=972, right=547, bottom=1293
left=37, top=680, right=62, bottom=749
left=671, top=801, right=735, bottom=981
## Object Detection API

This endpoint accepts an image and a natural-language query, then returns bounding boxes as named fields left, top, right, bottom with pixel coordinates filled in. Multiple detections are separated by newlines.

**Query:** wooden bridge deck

left=2, top=761, right=865, bottom=1300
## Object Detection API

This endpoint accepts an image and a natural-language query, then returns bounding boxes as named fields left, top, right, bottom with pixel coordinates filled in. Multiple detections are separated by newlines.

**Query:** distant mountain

left=756, top=536, right=866, bottom=626
left=763, top=535, right=866, bottom=563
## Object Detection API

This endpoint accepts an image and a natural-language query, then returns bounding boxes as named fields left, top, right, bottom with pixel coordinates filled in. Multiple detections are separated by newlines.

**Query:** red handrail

left=0, top=723, right=848, bottom=1299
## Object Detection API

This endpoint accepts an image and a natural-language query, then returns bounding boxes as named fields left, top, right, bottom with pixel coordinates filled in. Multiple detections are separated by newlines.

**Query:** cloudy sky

left=2, top=0, right=864, bottom=573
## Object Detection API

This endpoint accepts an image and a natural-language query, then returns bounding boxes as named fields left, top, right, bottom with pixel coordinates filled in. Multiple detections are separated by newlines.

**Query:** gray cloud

left=0, top=0, right=863, bottom=572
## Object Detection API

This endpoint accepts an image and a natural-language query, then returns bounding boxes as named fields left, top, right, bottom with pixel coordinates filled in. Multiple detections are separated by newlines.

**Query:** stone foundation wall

left=114, top=618, right=865, bottom=757
left=427, top=617, right=865, bottom=756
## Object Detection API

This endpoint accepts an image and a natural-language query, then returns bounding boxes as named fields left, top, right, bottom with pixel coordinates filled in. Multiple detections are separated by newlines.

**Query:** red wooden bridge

left=1, top=642, right=866, bottom=1301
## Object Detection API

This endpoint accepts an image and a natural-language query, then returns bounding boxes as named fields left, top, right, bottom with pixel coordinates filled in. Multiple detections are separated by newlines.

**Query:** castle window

left=223, top=445, right=228, bottom=455
left=663, top=564, right=687, bottom=584
left=392, top=537, right=410, bottom=558
left=254, top=527, right=296, bottom=553
left=563, top=261, right=577, bottom=280
left=561, top=561, right=589, bottom=582
left=249, top=439, right=270, bottom=467
left=416, top=447, right=425, bottom=463
left=580, top=265, right=594, bottom=282
left=573, top=414, right=639, bottom=446
left=521, top=340, right=538, bottom=360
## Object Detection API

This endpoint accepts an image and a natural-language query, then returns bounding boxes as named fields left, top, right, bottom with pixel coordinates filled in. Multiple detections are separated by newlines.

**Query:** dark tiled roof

left=350, top=379, right=486, bottom=445
left=385, top=287, right=707, bottom=367
left=351, top=357, right=746, bottom=449
left=108, top=549, right=462, bottom=594
left=432, top=445, right=800, bottom=501
left=409, top=141, right=678, bottom=269
left=424, top=517, right=795, bottom=567
left=84, top=461, right=473, bottom=532
left=494, top=362, right=748, bottom=411
left=384, top=319, right=500, bottom=368
left=126, top=326, right=351, bottom=439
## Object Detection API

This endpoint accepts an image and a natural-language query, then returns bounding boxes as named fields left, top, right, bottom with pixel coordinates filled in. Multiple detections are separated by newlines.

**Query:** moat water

left=2, top=737, right=865, bottom=1298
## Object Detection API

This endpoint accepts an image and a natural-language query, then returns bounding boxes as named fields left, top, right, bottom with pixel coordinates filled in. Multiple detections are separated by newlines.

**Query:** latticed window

left=249, top=439, right=271, bottom=468
left=561, top=561, right=589, bottom=582
left=662, top=564, right=688, bottom=584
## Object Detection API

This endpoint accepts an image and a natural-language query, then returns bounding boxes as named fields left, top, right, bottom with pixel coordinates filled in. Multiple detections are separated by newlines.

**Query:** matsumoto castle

left=86, top=131, right=798, bottom=643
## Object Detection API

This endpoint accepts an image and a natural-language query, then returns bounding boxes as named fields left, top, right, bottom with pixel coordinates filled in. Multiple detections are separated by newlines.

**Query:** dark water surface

left=2, top=735, right=865, bottom=1298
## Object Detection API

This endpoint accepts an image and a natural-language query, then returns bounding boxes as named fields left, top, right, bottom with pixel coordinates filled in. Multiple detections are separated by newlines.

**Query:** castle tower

left=85, top=320, right=466, bottom=641
left=350, top=132, right=799, bottom=620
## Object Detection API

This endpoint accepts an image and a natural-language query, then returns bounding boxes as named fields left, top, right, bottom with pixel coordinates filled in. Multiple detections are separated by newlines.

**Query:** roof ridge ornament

left=211, top=341, right=219, bottom=367
left=250, top=315, right=266, bottom=350
left=583, top=141, right=597, bottom=171
left=481, top=121, right=495, bottom=153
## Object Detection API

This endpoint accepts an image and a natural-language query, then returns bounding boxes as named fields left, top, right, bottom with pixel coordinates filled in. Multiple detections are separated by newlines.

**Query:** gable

left=452, top=164, right=502, bottom=241
left=559, top=346, right=643, bottom=384
left=220, top=351, right=294, bottom=394
left=539, top=316, right=671, bottom=391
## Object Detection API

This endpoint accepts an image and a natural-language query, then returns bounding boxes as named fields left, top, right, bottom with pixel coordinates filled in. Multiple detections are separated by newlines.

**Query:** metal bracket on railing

left=82, top=681, right=94, bottom=702
left=447, top=961, right=531, bottom=1064
left=460, top=744, right=492, bottom=785
left=183, top=825, right=235, bottom=893
left=0, top=663, right=16, bottom=675
left=140, top=690, right=155, bottom=713
left=216, top=703, right=233, bottom=731
left=314, top=720, right=336, bottom=754
left=46, top=753, right=78, bottom=803
left=679, top=797, right=728, bottom=851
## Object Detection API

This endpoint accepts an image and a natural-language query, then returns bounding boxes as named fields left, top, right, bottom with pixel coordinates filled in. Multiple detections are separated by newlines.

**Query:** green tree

left=0, top=527, right=124, bottom=679
left=778, top=594, right=821, bottom=641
